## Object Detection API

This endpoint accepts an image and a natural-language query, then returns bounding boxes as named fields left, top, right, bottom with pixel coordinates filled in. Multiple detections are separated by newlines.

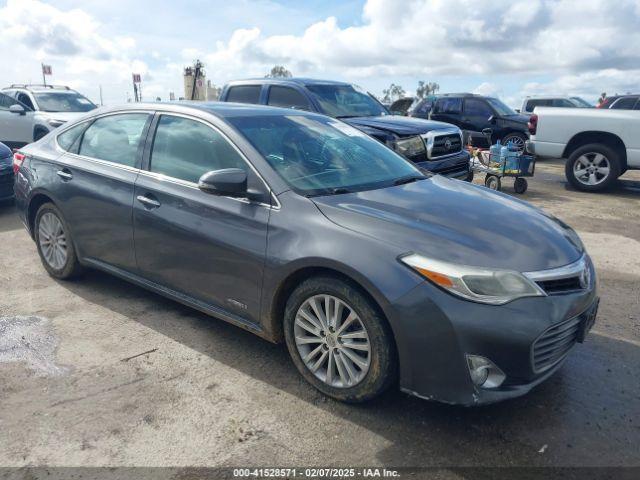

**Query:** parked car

left=607, top=95, right=640, bottom=110
left=519, top=96, right=593, bottom=114
left=0, top=141, right=13, bottom=202
left=429, top=93, right=530, bottom=151
left=0, top=84, right=96, bottom=148
left=596, top=95, right=626, bottom=109
left=219, top=79, right=472, bottom=180
left=528, top=107, right=640, bottom=191
left=14, top=102, right=598, bottom=405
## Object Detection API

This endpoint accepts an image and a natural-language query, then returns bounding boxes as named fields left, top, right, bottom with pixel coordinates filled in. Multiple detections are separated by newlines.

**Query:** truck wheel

left=565, top=144, right=621, bottom=192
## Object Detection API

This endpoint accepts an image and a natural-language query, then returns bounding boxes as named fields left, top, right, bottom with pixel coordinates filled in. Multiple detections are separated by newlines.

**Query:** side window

left=611, top=97, right=638, bottom=109
left=416, top=99, right=434, bottom=114
left=0, top=93, right=18, bottom=110
left=464, top=98, right=493, bottom=117
left=526, top=100, right=551, bottom=112
left=79, top=113, right=149, bottom=167
left=226, top=85, right=261, bottom=104
left=552, top=99, right=575, bottom=107
left=434, top=97, right=462, bottom=114
left=17, top=93, right=35, bottom=110
left=57, top=122, right=89, bottom=153
left=634, top=100, right=640, bottom=110
left=150, top=115, right=246, bottom=183
left=267, top=86, right=310, bottom=110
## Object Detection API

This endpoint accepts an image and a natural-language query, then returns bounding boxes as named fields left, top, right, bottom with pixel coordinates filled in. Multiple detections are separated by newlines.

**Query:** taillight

left=13, top=152, right=26, bottom=174
left=528, top=114, right=538, bottom=136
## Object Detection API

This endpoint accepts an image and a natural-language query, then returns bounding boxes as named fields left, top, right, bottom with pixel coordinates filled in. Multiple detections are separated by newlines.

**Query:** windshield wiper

left=393, top=175, right=425, bottom=186
left=330, top=187, right=352, bottom=194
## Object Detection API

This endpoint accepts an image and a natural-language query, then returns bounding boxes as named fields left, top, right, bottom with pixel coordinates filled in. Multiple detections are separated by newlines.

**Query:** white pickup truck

left=528, top=107, right=640, bottom=191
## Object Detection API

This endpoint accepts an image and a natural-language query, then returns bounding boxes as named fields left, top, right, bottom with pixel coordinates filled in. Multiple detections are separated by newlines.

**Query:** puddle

left=0, top=315, right=69, bottom=376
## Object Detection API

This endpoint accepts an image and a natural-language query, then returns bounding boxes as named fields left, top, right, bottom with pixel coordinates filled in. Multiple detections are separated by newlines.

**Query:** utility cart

left=468, top=129, right=536, bottom=194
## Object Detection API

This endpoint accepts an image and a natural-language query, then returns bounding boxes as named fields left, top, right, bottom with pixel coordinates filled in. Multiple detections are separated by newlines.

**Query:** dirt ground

left=0, top=158, right=638, bottom=471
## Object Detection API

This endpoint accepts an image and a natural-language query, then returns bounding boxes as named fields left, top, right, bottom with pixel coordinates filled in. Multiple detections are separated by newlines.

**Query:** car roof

left=226, top=77, right=352, bottom=87
left=524, top=95, right=573, bottom=100
left=77, top=101, right=324, bottom=119
left=3, top=84, right=73, bottom=92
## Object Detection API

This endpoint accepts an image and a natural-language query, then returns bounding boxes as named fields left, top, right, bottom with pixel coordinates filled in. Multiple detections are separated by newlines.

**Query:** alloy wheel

left=38, top=212, right=68, bottom=270
left=294, top=295, right=371, bottom=388
left=573, top=153, right=611, bottom=186
left=504, top=134, right=526, bottom=152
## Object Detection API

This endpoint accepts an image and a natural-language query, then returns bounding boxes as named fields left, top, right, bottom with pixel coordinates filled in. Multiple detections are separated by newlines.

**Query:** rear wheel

left=284, top=276, right=397, bottom=402
left=35, top=203, right=83, bottom=279
left=565, top=143, right=620, bottom=192
left=513, top=177, right=528, bottom=194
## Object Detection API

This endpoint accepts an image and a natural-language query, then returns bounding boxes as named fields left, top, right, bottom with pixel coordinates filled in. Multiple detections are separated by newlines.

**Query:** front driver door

left=133, top=113, right=271, bottom=325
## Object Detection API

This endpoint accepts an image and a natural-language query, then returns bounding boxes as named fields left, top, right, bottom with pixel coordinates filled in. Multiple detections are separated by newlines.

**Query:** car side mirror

left=9, top=104, right=26, bottom=115
left=198, top=168, right=248, bottom=197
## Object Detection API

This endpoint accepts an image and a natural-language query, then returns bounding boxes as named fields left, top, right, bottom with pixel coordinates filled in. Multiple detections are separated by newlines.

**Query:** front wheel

left=501, top=132, right=527, bottom=153
left=513, top=177, right=528, bottom=194
left=284, top=276, right=397, bottom=403
left=485, top=174, right=501, bottom=191
left=565, top=144, right=621, bottom=192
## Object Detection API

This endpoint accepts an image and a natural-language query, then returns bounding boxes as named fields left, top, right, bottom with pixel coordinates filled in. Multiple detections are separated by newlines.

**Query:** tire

left=501, top=132, right=527, bottom=153
left=34, top=203, right=83, bottom=279
left=465, top=170, right=474, bottom=182
left=565, top=143, right=621, bottom=192
left=485, top=174, right=501, bottom=191
left=283, top=276, right=397, bottom=403
left=513, top=177, right=528, bottom=194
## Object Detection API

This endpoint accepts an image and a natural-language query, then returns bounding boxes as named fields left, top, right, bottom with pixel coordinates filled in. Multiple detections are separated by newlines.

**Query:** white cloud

left=0, top=0, right=638, bottom=104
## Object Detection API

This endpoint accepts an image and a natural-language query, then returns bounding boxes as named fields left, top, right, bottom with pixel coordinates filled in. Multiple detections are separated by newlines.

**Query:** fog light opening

left=466, top=354, right=506, bottom=389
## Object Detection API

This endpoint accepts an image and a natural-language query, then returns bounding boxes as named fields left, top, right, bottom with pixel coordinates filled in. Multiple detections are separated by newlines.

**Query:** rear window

left=226, top=85, right=261, bottom=104
left=525, top=99, right=552, bottom=112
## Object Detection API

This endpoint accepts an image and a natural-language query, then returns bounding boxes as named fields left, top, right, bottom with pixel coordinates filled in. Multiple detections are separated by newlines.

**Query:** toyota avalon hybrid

left=13, top=102, right=598, bottom=405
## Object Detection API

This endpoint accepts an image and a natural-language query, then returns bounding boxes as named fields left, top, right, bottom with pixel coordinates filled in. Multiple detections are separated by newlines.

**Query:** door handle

left=136, top=194, right=161, bottom=209
left=56, top=169, right=73, bottom=181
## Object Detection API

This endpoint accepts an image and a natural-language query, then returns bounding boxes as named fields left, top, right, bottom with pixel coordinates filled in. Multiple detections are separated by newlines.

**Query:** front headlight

left=400, top=254, right=545, bottom=305
left=395, top=135, right=425, bottom=157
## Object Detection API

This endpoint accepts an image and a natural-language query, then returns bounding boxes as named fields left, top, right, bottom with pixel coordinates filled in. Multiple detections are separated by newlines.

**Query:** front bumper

left=387, top=264, right=598, bottom=406
left=415, top=150, right=471, bottom=180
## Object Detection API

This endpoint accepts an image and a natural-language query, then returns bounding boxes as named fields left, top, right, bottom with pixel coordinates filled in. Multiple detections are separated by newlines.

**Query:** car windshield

left=486, top=97, right=517, bottom=116
left=228, top=114, right=422, bottom=196
left=305, top=84, right=388, bottom=118
left=570, top=97, right=593, bottom=108
left=33, top=91, right=97, bottom=112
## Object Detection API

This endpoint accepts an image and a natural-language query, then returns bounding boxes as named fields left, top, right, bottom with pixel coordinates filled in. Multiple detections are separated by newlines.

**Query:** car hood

left=311, top=176, right=582, bottom=272
left=343, top=115, right=456, bottom=136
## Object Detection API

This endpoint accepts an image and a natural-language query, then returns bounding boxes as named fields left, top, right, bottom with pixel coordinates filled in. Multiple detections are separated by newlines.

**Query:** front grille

left=532, top=316, right=581, bottom=372
left=536, top=276, right=582, bottom=294
left=431, top=133, right=462, bottom=158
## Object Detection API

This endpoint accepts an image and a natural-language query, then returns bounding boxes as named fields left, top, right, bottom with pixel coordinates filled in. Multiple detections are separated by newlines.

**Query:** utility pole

left=42, top=63, right=46, bottom=86
left=99, top=85, right=104, bottom=106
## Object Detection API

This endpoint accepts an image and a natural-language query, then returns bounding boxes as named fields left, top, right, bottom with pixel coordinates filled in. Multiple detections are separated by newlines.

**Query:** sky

left=1, top=0, right=639, bottom=108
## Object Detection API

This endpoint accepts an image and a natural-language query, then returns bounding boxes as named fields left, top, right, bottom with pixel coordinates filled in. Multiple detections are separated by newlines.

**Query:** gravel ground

left=0, top=158, right=638, bottom=471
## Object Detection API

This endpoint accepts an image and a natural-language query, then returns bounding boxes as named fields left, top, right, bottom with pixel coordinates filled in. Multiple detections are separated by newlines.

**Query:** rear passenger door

left=133, top=113, right=271, bottom=325
left=56, top=112, right=151, bottom=271
left=266, top=86, right=311, bottom=110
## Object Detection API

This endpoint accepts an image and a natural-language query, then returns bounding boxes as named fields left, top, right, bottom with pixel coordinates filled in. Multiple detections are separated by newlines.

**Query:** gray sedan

left=13, top=102, right=598, bottom=405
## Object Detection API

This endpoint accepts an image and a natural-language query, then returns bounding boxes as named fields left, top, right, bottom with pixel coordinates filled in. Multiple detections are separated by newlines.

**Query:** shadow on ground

left=57, top=269, right=640, bottom=468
